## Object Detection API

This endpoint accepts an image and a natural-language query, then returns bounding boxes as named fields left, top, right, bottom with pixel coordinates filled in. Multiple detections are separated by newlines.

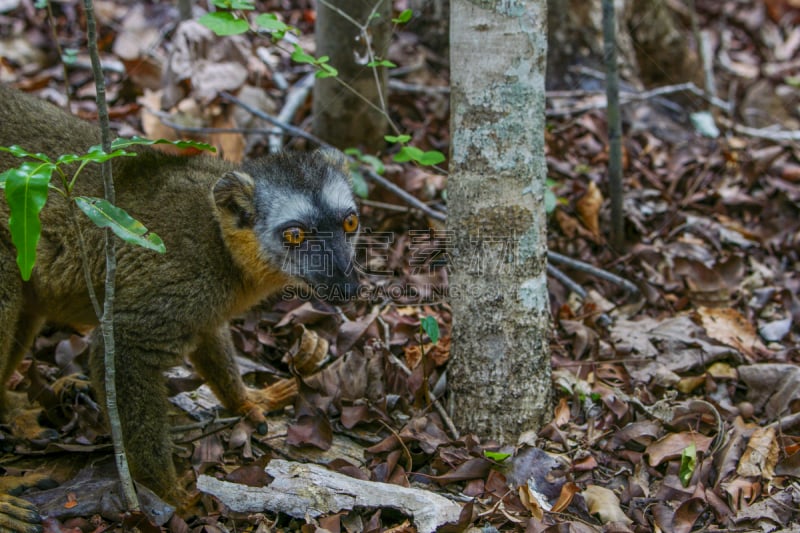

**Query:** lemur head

left=213, top=148, right=360, bottom=304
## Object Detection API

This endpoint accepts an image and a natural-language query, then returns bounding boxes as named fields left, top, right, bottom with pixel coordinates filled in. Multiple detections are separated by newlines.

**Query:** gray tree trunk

left=447, top=0, right=551, bottom=441
left=313, top=0, right=390, bottom=152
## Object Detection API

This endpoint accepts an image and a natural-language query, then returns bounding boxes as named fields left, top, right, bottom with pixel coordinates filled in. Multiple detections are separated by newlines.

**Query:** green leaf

left=109, top=136, right=216, bottom=153
left=0, top=145, right=53, bottom=163
left=392, top=9, right=413, bottom=24
left=211, top=0, right=232, bottom=8
left=198, top=12, right=249, bottom=36
left=679, top=443, right=697, bottom=487
left=384, top=134, right=411, bottom=144
left=291, top=45, right=316, bottom=65
left=420, top=315, right=440, bottom=344
left=417, top=150, right=445, bottom=166
left=360, top=154, right=385, bottom=175
left=349, top=170, right=369, bottom=199
left=254, top=13, right=289, bottom=34
left=74, top=196, right=166, bottom=253
left=344, top=149, right=383, bottom=192
left=393, top=146, right=424, bottom=163
left=315, top=63, right=338, bottom=78
left=56, top=146, right=135, bottom=166
left=3, top=163, right=53, bottom=280
left=62, top=48, right=78, bottom=65
left=483, top=450, right=511, bottom=462
left=367, top=59, right=396, bottom=68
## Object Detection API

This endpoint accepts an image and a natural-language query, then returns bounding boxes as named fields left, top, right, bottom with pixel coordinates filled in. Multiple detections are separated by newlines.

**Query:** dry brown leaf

left=551, top=481, right=581, bottom=513
left=518, top=484, right=544, bottom=520
left=737, top=426, right=779, bottom=479
left=404, top=344, right=422, bottom=370
left=721, top=477, right=761, bottom=509
left=695, top=306, right=767, bottom=357
left=646, top=432, right=714, bottom=467
left=672, top=497, right=706, bottom=533
left=554, top=209, right=581, bottom=238
left=138, top=89, right=189, bottom=155
left=738, top=364, right=800, bottom=418
left=582, top=485, right=632, bottom=525
left=554, top=397, right=570, bottom=427
left=209, top=112, right=245, bottom=163
left=291, top=325, right=330, bottom=375
left=676, top=374, right=706, bottom=394
left=112, top=3, right=162, bottom=61
left=707, top=361, right=737, bottom=380
left=576, top=180, right=603, bottom=240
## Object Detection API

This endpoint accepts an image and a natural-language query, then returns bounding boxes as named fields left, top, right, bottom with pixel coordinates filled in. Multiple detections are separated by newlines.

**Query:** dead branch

left=197, top=459, right=463, bottom=533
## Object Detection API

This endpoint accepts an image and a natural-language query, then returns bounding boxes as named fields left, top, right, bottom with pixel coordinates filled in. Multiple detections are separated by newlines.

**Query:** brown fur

left=0, top=86, right=345, bottom=501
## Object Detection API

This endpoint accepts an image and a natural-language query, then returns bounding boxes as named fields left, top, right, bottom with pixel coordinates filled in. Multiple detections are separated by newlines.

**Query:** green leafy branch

left=290, top=45, right=339, bottom=79
left=197, top=3, right=447, bottom=193
left=385, top=135, right=446, bottom=166
left=420, top=315, right=440, bottom=345
left=198, top=0, right=297, bottom=38
left=392, top=9, right=413, bottom=24
left=0, top=138, right=213, bottom=279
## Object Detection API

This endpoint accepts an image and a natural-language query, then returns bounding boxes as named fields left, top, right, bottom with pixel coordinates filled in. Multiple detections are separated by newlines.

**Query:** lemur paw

left=0, top=493, right=43, bottom=533
left=237, top=379, right=299, bottom=434
left=236, top=327, right=330, bottom=431
left=244, top=379, right=298, bottom=414
left=45, top=373, right=96, bottom=427
left=51, top=373, right=93, bottom=404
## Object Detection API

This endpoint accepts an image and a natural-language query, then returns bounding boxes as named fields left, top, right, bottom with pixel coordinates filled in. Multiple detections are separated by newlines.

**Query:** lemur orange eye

left=283, top=227, right=305, bottom=245
left=342, top=213, right=359, bottom=232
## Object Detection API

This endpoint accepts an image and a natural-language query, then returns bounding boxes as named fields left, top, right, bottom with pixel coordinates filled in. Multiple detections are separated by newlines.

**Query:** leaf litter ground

left=0, top=0, right=799, bottom=531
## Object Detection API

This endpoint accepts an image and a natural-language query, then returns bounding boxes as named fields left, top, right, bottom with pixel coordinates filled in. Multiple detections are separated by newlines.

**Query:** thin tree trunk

left=603, top=0, right=625, bottom=248
left=447, top=0, right=551, bottom=441
left=313, top=0, right=390, bottom=152
left=83, top=0, right=139, bottom=512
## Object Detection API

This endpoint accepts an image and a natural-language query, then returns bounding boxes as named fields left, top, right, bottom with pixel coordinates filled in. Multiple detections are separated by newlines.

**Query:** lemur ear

left=213, top=171, right=255, bottom=228
left=314, top=147, right=348, bottom=171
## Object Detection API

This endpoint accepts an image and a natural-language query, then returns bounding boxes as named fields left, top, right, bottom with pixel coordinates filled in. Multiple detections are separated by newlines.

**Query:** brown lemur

left=0, top=85, right=360, bottom=502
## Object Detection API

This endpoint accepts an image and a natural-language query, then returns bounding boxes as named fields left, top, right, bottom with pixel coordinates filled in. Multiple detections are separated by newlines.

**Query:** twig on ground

left=718, top=118, right=800, bottom=142
left=772, top=411, right=800, bottom=432
left=359, top=198, right=412, bottom=213
left=377, top=419, right=414, bottom=472
left=547, top=263, right=612, bottom=327
left=546, top=263, right=586, bottom=298
left=547, top=66, right=733, bottom=116
left=548, top=250, right=640, bottom=295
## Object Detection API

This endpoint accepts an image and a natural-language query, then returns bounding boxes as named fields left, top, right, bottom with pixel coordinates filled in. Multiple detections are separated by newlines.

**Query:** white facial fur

left=266, top=187, right=316, bottom=230
left=321, top=175, right=357, bottom=215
